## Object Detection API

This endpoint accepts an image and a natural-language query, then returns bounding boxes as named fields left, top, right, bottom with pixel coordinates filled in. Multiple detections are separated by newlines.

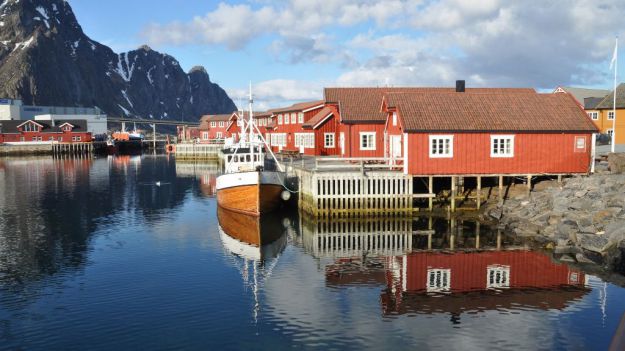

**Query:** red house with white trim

left=324, top=86, right=537, bottom=158
left=197, top=114, right=232, bottom=142
left=0, top=119, right=92, bottom=143
left=381, top=89, right=598, bottom=175
left=301, top=105, right=341, bottom=156
left=267, top=100, right=325, bottom=154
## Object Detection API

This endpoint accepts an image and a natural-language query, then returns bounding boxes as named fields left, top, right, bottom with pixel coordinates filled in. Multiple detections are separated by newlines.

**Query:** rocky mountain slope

left=0, top=0, right=236, bottom=120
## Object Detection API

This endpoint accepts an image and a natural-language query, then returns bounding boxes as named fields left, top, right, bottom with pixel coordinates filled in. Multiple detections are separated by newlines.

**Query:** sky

left=68, top=0, right=625, bottom=110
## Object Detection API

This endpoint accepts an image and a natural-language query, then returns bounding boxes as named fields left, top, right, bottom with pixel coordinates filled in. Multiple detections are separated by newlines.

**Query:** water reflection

left=175, top=161, right=219, bottom=197
left=0, top=156, right=193, bottom=290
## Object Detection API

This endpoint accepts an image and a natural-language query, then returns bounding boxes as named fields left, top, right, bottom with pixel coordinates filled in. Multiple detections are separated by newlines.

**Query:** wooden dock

left=174, top=143, right=224, bottom=160
left=53, top=142, right=93, bottom=156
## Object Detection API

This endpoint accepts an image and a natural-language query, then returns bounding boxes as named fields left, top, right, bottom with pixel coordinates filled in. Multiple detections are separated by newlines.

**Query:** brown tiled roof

left=325, top=87, right=537, bottom=123
left=269, top=100, right=325, bottom=114
left=302, top=106, right=336, bottom=129
left=384, top=92, right=598, bottom=132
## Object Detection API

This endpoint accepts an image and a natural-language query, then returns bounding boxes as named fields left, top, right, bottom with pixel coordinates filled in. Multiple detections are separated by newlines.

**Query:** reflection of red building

left=199, top=172, right=217, bottom=197
left=381, top=250, right=588, bottom=315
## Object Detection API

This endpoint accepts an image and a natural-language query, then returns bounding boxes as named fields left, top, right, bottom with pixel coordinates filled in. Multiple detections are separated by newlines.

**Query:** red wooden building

left=382, top=89, right=598, bottom=175
left=198, top=114, right=233, bottom=142
left=302, top=105, right=341, bottom=156
left=324, top=86, right=537, bottom=158
left=266, top=100, right=324, bottom=154
left=0, top=119, right=92, bottom=143
left=381, top=250, right=588, bottom=315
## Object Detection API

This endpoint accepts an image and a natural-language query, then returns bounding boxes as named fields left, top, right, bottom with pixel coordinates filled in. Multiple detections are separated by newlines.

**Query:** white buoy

left=155, top=181, right=161, bottom=187
left=281, top=190, right=291, bottom=201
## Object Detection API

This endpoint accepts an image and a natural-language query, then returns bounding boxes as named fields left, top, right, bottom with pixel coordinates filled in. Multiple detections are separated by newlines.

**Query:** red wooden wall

left=404, top=132, right=592, bottom=175
left=341, top=123, right=386, bottom=158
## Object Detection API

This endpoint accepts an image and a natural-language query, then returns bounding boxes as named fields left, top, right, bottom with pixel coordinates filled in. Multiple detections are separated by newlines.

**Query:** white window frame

left=487, top=265, right=510, bottom=289
left=202, top=132, right=209, bottom=140
left=271, top=133, right=286, bottom=147
left=278, top=114, right=283, bottom=125
left=427, top=268, right=451, bottom=293
left=298, top=112, right=304, bottom=124
left=608, top=111, right=615, bottom=120
left=392, top=112, right=397, bottom=126
left=490, top=135, right=514, bottom=158
left=294, top=133, right=314, bottom=148
left=216, top=132, right=223, bottom=139
left=359, top=132, right=376, bottom=151
left=428, top=135, right=453, bottom=158
left=219, top=121, right=225, bottom=128
left=291, top=113, right=297, bottom=124
left=324, top=133, right=335, bottom=148
left=210, top=121, right=216, bottom=128
left=587, top=111, right=599, bottom=120
left=574, top=136, right=586, bottom=152
left=76, top=136, right=81, bottom=142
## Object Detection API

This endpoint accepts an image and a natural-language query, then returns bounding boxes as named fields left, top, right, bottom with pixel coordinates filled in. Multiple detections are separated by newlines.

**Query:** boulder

left=608, top=153, right=625, bottom=174
left=578, top=234, right=613, bottom=253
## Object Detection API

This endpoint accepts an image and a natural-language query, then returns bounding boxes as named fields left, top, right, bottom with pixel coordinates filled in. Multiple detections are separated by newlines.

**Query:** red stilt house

left=382, top=90, right=598, bottom=175
left=301, top=105, right=341, bottom=156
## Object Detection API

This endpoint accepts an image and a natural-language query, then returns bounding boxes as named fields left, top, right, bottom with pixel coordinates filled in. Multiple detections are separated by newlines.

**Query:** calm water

left=0, top=156, right=624, bottom=350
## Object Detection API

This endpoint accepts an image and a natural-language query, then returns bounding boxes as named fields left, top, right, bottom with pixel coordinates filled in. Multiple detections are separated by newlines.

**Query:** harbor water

left=0, top=156, right=624, bottom=350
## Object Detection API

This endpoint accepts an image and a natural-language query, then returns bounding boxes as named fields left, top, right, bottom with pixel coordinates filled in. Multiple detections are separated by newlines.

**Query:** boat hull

left=216, top=171, right=285, bottom=216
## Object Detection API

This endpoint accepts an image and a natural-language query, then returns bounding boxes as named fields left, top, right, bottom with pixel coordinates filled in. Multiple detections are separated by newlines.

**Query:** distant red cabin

left=267, top=100, right=325, bottom=154
left=0, top=119, right=92, bottom=143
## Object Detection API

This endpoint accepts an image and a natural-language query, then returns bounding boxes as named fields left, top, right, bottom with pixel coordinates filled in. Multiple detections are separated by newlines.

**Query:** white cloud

left=227, top=79, right=325, bottom=110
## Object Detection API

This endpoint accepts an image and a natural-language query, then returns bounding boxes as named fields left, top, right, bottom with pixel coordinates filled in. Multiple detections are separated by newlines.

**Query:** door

left=390, top=135, right=402, bottom=163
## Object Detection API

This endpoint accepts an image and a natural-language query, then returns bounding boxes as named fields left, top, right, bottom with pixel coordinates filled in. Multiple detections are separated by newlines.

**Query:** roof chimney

left=456, top=80, right=465, bottom=93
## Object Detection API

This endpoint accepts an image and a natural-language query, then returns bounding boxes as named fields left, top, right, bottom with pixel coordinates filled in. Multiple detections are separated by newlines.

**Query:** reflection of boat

left=216, top=84, right=286, bottom=216
left=217, top=206, right=287, bottom=260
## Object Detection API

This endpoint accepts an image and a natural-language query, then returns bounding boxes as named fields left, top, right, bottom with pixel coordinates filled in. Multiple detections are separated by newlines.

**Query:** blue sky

left=69, top=0, right=625, bottom=109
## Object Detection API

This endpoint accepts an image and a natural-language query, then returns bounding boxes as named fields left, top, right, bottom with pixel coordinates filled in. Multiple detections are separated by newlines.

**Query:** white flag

left=610, top=38, right=618, bottom=70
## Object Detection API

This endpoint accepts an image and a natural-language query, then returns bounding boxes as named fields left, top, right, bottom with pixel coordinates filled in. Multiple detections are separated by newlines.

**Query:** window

left=202, top=132, right=208, bottom=140
left=294, top=133, right=314, bottom=148
left=324, top=133, right=335, bottom=148
left=32, top=137, right=38, bottom=141
left=608, top=111, right=615, bottom=120
left=22, top=122, right=39, bottom=132
left=587, top=111, right=599, bottom=120
left=607, top=129, right=614, bottom=137
left=216, top=132, right=223, bottom=139
left=278, top=114, right=283, bottom=125
left=291, top=113, right=297, bottom=124
left=490, top=135, right=514, bottom=158
left=429, top=135, right=453, bottom=158
left=360, top=132, right=376, bottom=150
left=487, top=265, right=510, bottom=289
left=49, top=137, right=54, bottom=141
left=392, top=112, right=397, bottom=126
left=575, top=136, right=586, bottom=152
left=72, top=136, right=77, bottom=141
left=58, top=137, right=62, bottom=141
left=76, top=136, right=81, bottom=142
left=271, top=133, right=287, bottom=147
left=219, top=121, right=225, bottom=128
left=427, top=269, right=451, bottom=292
left=210, top=121, right=217, bottom=128
left=298, top=112, right=304, bottom=124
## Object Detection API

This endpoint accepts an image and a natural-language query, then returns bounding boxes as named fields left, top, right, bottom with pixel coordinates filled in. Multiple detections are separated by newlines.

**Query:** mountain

left=0, top=0, right=236, bottom=120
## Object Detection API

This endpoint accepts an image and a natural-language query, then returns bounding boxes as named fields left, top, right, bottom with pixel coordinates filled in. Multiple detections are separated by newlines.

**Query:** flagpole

left=612, top=36, right=618, bottom=153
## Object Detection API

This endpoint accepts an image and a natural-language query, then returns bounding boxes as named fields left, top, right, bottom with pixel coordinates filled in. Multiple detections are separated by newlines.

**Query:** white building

left=0, top=98, right=107, bottom=137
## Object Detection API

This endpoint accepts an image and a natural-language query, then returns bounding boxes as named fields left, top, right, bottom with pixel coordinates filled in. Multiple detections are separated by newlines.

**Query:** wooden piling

left=428, top=176, right=433, bottom=211
left=476, top=176, right=481, bottom=210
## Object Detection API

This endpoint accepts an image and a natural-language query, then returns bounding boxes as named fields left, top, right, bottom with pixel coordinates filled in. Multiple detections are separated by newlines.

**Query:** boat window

left=246, top=155, right=251, bottom=162
left=227, top=156, right=232, bottom=162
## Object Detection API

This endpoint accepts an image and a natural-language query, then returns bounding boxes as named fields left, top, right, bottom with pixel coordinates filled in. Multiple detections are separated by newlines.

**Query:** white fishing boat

left=216, top=84, right=288, bottom=216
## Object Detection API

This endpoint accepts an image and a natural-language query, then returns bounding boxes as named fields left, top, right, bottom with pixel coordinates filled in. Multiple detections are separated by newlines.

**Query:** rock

left=593, top=210, right=614, bottom=226
left=608, top=153, right=625, bottom=174
left=489, top=208, right=503, bottom=220
left=578, top=234, right=613, bottom=253
left=576, top=253, right=598, bottom=264
left=605, top=220, right=625, bottom=243
left=574, top=190, right=587, bottom=198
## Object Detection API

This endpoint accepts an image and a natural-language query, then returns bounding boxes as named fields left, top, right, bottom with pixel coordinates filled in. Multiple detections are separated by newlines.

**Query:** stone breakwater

left=487, top=164, right=625, bottom=270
